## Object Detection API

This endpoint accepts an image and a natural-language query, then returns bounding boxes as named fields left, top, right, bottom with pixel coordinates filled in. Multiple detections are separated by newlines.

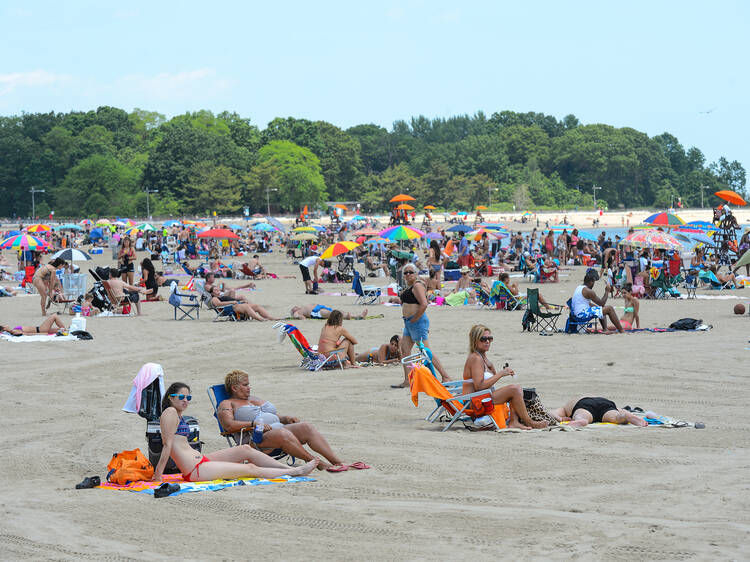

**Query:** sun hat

left=460, top=266, right=470, bottom=273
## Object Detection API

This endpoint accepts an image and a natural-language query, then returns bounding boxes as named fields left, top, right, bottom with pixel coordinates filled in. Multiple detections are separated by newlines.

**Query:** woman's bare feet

left=290, top=459, right=319, bottom=476
left=529, top=420, right=549, bottom=429
left=358, top=308, right=368, bottom=319
left=316, top=458, right=332, bottom=471
left=509, top=420, right=531, bottom=430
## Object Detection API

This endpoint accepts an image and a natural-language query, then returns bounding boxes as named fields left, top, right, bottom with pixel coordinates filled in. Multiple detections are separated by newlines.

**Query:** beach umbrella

left=395, top=203, right=415, bottom=211
left=714, top=190, right=747, bottom=206
left=137, top=223, right=156, bottom=232
left=252, top=223, right=276, bottom=232
left=355, top=228, right=380, bottom=236
left=292, top=226, right=318, bottom=232
left=379, top=225, right=425, bottom=241
left=425, top=232, right=443, bottom=240
left=0, top=233, right=48, bottom=250
left=226, top=224, right=244, bottom=230
left=26, top=224, right=51, bottom=233
left=51, top=248, right=91, bottom=261
left=163, top=220, right=182, bottom=227
left=96, top=219, right=111, bottom=225
left=619, top=229, right=683, bottom=250
left=113, top=220, right=128, bottom=227
left=311, top=225, right=326, bottom=231
left=390, top=194, right=416, bottom=203
left=687, top=232, right=715, bottom=245
left=479, top=223, right=507, bottom=231
left=446, top=224, right=473, bottom=233
left=643, top=212, right=685, bottom=228
left=197, top=228, right=239, bottom=239
left=671, top=232, right=693, bottom=244
left=680, top=220, right=715, bottom=232
left=265, top=216, right=286, bottom=233
left=320, top=241, right=361, bottom=259
left=351, top=215, right=366, bottom=220
left=365, top=237, right=389, bottom=245
left=6, top=230, right=21, bottom=236
left=423, top=205, right=436, bottom=210
left=468, top=228, right=506, bottom=241
left=522, top=211, right=533, bottom=217
left=456, top=211, right=468, bottom=216
left=333, top=204, right=348, bottom=210
left=122, top=227, right=141, bottom=237
left=733, top=249, right=750, bottom=269
left=290, top=232, right=317, bottom=241
left=89, top=227, right=104, bottom=240
left=475, top=205, right=488, bottom=211
left=79, top=219, right=92, bottom=226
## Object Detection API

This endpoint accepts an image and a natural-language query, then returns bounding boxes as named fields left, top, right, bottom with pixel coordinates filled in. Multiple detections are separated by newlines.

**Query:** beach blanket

left=494, top=420, right=699, bottom=433
left=97, top=473, right=315, bottom=496
left=284, top=314, right=385, bottom=320
left=0, top=333, right=78, bottom=343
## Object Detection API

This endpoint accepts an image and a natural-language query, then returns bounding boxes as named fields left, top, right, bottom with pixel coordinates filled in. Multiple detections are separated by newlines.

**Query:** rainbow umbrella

left=79, top=219, right=92, bottom=226
left=0, top=234, right=49, bottom=250
left=468, top=228, right=507, bottom=241
left=26, top=224, right=51, bottom=233
left=123, top=227, right=140, bottom=236
left=478, top=223, right=508, bottom=231
left=379, top=225, right=425, bottom=241
left=678, top=220, right=715, bottom=233
left=619, top=229, right=683, bottom=250
left=643, top=212, right=685, bottom=228
left=320, top=241, right=360, bottom=259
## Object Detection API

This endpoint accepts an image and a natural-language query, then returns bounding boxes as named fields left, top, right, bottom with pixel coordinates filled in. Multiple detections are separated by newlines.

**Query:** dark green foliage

left=0, top=107, right=744, bottom=218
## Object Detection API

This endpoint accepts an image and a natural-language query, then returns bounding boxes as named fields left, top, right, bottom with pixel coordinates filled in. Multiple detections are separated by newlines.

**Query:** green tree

left=183, top=162, right=241, bottom=214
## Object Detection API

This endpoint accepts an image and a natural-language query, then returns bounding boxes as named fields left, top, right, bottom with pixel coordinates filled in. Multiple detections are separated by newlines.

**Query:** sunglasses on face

left=169, top=394, right=192, bottom=401
left=403, top=270, right=415, bottom=275
left=479, top=336, right=494, bottom=343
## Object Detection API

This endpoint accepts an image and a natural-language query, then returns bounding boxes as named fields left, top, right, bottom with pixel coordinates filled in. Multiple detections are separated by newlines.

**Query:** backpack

left=521, top=309, right=535, bottom=331
left=106, top=448, right=154, bottom=484
left=669, top=318, right=701, bottom=331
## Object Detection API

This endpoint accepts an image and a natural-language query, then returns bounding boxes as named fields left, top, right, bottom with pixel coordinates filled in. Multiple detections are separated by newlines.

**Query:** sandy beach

left=1, top=237, right=749, bottom=560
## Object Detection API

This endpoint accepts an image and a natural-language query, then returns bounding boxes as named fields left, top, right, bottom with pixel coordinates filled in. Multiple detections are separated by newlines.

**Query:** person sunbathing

left=218, top=370, right=351, bottom=471
left=488, top=272, right=555, bottom=310
left=242, top=255, right=267, bottom=278
left=619, top=283, right=640, bottom=330
left=0, top=313, right=68, bottom=336
left=550, top=396, right=647, bottom=428
left=209, top=287, right=276, bottom=321
left=709, top=265, right=739, bottom=288
left=355, top=335, right=402, bottom=364
left=317, top=309, right=361, bottom=368
left=204, top=272, right=255, bottom=301
left=290, top=304, right=367, bottom=320
left=152, top=382, right=317, bottom=482
left=462, top=325, right=547, bottom=430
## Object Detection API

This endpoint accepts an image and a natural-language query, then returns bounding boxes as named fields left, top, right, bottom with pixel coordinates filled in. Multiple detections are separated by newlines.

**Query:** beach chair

left=194, top=279, right=237, bottom=321
left=272, top=322, right=347, bottom=371
left=206, top=384, right=293, bottom=464
left=168, top=281, right=200, bottom=320
left=650, top=270, right=680, bottom=299
left=526, top=288, right=562, bottom=333
left=682, top=269, right=698, bottom=299
left=698, top=270, right=732, bottom=290
left=101, top=280, right=136, bottom=316
left=472, top=282, right=493, bottom=309
left=564, top=298, right=597, bottom=333
left=352, top=270, right=382, bottom=305
left=489, top=280, right=526, bottom=311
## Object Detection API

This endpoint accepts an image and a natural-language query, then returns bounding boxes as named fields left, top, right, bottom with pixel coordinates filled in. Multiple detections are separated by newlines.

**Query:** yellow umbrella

left=26, top=224, right=52, bottom=233
left=290, top=232, right=317, bottom=241
left=320, top=241, right=360, bottom=259
left=292, top=226, right=317, bottom=232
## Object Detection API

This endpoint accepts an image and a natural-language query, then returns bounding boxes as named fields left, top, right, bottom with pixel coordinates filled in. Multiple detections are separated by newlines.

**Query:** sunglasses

left=169, top=393, right=192, bottom=401
left=403, top=270, right=416, bottom=275
left=479, top=336, right=494, bottom=343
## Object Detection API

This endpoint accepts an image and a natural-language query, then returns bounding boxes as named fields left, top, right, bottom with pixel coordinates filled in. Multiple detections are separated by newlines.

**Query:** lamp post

left=144, top=187, right=158, bottom=219
left=29, top=186, right=45, bottom=219
left=265, top=186, right=278, bottom=216
left=592, top=185, right=602, bottom=209
left=700, top=185, right=710, bottom=209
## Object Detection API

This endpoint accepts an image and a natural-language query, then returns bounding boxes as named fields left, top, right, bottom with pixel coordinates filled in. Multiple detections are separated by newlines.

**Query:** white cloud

left=0, top=70, right=71, bottom=96
left=117, top=68, right=231, bottom=100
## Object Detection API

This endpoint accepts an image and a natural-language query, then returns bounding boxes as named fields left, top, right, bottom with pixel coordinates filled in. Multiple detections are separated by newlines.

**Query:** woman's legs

left=397, top=335, right=415, bottom=386
left=249, top=303, right=278, bottom=321
left=39, top=313, right=66, bottom=333
left=235, top=303, right=264, bottom=321
left=33, top=279, right=48, bottom=315
left=491, top=384, right=547, bottom=429
left=262, top=424, right=344, bottom=469
left=420, top=338, right=451, bottom=382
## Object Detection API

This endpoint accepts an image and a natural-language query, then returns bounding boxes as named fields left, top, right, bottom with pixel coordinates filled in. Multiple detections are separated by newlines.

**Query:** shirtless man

left=552, top=396, right=648, bottom=428
left=245, top=255, right=266, bottom=278
left=108, top=269, right=146, bottom=315
left=290, top=304, right=367, bottom=320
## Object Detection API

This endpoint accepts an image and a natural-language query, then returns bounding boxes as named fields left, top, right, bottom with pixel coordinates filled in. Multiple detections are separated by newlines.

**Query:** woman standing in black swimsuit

left=32, top=257, right=66, bottom=316
left=391, top=263, right=451, bottom=388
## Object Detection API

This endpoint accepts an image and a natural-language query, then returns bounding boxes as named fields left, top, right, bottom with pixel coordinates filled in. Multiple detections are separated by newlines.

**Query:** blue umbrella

left=228, top=224, right=244, bottom=230
left=7, top=230, right=21, bottom=236
left=456, top=211, right=468, bottom=216
left=351, top=215, right=366, bottom=220
left=446, top=224, right=473, bottom=233
left=265, top=216, right=286, bottom=233
left=89, top=227, right=104, bottom=240
left=55, top=223, right=82, bottom=231
left=688, top=232, right=714, bottom=245
left=163, top=220, right=182, bottom=227
left=252, top=223, right=276, bottom=231
left=578, top=231, right=598, bottom=241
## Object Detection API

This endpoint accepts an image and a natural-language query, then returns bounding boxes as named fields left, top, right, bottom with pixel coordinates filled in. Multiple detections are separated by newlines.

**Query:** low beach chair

left=698, top=270, right=732, bottom=290
left=194, top=279, right=237, bottom=321
left=650, top=270, right=680, bottom=299
left=526, top=288, right=562, bottom=332
left=682, top=269, right=698, bottom=299
left=272, top=322, right=346, bottom=371
left=563, top=298, right=597, bottom=333
left=352, top=270, right=382, bottom=305
left=472, top=282, right=493, bottom=309
left=206, top=384, right=292, bottom=464
left=168, top=281, right=200, bottom=320
left=101, top=280, right=136, bottom=316
left=489, top=279, right=526, bottom=311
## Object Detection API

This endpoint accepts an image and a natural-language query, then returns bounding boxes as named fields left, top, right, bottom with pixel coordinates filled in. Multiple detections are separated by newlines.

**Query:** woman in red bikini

left=152, top=382, right=318, bottom=482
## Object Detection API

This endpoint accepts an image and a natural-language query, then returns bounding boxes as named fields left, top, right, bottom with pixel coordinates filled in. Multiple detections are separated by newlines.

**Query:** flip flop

left=75, top=476, right=101, bottom=489
left=348, top=462, right=371, bottom=470
left=326, top=464, right=349, bottom=472
left=390, top=383, right=408, bottom=389
left=154, top=483, right=181, bottom=498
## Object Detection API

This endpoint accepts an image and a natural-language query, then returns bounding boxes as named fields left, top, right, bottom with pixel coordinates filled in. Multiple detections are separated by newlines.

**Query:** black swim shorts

left=571, top=397, right=617, bottom=423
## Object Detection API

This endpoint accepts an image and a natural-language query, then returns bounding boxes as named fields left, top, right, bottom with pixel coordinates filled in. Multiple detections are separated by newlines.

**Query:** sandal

left=75, top=476, right=101, bottom=489
left=154, top=483, right=181, bottom=498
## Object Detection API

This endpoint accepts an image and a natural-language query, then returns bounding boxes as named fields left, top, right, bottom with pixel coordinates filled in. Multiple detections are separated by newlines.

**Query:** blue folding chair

left=352, top=270, right=382, bottom=305
left=564, top=298, right=597, bottom=333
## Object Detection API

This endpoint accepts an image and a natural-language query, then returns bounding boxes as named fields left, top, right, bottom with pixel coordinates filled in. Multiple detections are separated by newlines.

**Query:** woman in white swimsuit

left=462, top=324, right=547, bottom=430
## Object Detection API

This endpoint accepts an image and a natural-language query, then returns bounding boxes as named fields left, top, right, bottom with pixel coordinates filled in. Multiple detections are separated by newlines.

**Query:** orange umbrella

left=423, top=205, right=436, bottom=210
left=390, top=194, right=416, bottom=203
left=333, top=204, right=348, bottom=210
left=475, top=205, right=488, bottom=210
left=395, top=204, right=415, bottom=211
left=714, top=190, right=747, bottom=206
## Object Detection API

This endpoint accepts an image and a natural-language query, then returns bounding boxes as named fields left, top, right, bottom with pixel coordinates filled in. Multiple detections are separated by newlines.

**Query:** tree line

left=0, top=106, right=744, bottom=219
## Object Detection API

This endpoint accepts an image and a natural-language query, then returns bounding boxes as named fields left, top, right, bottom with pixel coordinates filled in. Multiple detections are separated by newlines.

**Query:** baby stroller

left=87, top=267, right=113, bottom=312
left=336, top=253, right=355, bottom=283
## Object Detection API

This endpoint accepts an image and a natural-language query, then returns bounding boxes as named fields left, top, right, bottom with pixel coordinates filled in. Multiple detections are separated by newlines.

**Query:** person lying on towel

left=551, top=396, right=648, bottom=428
left=0, top=313, right=68, bottom=336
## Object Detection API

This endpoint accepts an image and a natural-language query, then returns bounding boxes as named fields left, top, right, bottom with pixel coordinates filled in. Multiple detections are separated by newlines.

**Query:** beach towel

left=123, top=363, right=164, bottom=414
left=0, top=333, right=78, bottom=343
left=96, top=473, right=315, bottom=496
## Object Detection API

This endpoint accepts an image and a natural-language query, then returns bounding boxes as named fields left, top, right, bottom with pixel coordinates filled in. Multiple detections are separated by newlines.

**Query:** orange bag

left=106, top=448, right=154, bottom=484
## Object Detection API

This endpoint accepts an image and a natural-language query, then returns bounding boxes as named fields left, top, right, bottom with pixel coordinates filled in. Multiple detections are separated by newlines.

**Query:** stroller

left=336, top=253, right=355, bottom=283
left=87, top=267, right=114, bottom=312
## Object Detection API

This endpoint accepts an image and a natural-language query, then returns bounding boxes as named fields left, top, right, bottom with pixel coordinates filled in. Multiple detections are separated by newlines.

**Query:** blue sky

left=1, top=0, right=747, bottom=172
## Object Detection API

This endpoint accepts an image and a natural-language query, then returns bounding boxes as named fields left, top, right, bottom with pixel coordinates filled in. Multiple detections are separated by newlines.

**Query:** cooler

left=444, top=269, right=461, bottom=281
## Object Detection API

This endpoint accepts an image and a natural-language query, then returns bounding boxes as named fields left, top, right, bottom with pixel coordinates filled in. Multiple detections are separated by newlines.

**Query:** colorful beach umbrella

left=293, top=226, right=318, bottom=233
left=425, top=232, right=444, bottom=240
left=197, top=228, right=239, bottom=239
left=265, top=216, right=286, bottom=233
left=79, top=219, right=92, bottom=226
left=320, top=241, right=360, bottom=259
left=95, top=219, right=111, bottom=225
left=479, top=223, right=507, bottom=231
left=643, top=212, right=685, bottom=228
left=355, top=228, right=381, bottom=236
left=252, top=223, right=276, bottom=232
left=714, top=190, right=747, bottom=206
left=0, top=234, right=48, bottom=250
left=686, top=232, right=714, bottom=245
left=26, top=224, right=51, bottom=233
left=390, top=194, right=416, bottom=203
left=619, top=229, right=683, bottom=250
left=365, top=237, right=389, bottom=245
left=290, top=232, right=317, bottom=241
left=333, top=204, right=348, bottom=210
left=395, top=204, right=415, bottom=211
left=680, top=220, right=715, bottom=232
left=468, top=228, right=506, bottom=241
left=123, top=227, right=140, bottom=236
left=379, top=225, right=425, bottom=241
left=137, top=223, right=156, bottom=232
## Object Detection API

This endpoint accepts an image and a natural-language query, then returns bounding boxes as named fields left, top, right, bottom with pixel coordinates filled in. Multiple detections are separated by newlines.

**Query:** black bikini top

left=400, top=281, right=422, bottom=304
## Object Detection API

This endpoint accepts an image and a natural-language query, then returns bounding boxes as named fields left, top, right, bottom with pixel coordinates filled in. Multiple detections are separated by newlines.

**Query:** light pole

left=700, top=185, right=710, bottom=208
left=29, top=186, right=45, bottom=219
left=265, top=186, right=278, bottom=216
left=144, top=187, right=158, bottom=219
left=592, top=185, right=602, bottom=209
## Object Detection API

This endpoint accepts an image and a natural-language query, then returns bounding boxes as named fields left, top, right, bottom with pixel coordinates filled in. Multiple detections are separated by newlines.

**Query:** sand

left=1, top=237, right=749, bottom=560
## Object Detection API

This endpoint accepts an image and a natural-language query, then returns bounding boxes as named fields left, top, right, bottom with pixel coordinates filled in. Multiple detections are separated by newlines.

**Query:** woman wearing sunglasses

left=392, top=263, right=451, bottom=388
left=152, top=382, right=318, bottom=482
left=463, top=325, right=547, bottom=429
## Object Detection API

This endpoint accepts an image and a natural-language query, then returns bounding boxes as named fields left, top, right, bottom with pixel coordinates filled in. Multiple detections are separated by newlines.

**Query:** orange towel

left=409, top=365, right=507, bottom=428
left=444, top=240, right=455, bottom=257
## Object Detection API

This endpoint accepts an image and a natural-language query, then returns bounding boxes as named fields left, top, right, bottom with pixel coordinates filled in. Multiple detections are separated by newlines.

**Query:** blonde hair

left=468, top=324, right=491, bottom=354
left=224, top=369, right=249, bottom=395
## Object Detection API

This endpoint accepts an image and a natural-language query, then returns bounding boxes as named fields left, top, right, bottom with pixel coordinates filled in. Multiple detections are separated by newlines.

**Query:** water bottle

left=252, top=416, right=264, bottom=444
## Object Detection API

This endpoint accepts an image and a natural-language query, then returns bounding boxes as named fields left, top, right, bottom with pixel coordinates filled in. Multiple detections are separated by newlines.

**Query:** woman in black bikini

left=152, top=382, right=318, bottom=482
left=32, top=257, right=66, bottom=316
left=0, top=313, right=68, bottom=336
left=118, top=237, right=136, bottom=285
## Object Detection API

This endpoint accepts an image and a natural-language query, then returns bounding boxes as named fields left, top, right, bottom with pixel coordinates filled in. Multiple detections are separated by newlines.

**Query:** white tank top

left=571, top=285, right=590, bottom=316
